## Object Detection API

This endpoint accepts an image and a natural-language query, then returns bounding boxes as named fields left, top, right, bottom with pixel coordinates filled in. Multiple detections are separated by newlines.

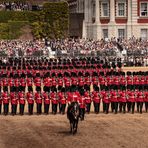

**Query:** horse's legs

left=70, top=122, right=72, bottom=133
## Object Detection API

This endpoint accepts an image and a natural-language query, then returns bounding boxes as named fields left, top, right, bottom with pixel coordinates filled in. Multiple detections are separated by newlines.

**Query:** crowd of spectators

left=0, top=38, right=147, bottom=67
left=0, top=1, right=29, bottom=11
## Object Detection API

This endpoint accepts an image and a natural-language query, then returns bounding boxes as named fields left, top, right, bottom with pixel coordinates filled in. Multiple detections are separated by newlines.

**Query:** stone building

left=83, top=0, right=148, bottom=40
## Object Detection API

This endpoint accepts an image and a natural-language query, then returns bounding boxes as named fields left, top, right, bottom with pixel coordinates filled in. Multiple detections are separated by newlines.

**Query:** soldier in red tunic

left=35, top=91, right=43, bottom=115
left=2, top=91, right=9, bottom=115
left=118, top=89, right=127, bottom=113
left=79, top=91, right=86, bottom=120
left=27, top=91, right=34, bottom=115
left=92, top=90, right=101, bottom=114
left=58, top=89, right=66, bottom=114
left=18, top=91, right=25, bottom=115
left=43, top=77, right=52, bottom=92
left=84, top=91, right=92, bottom=114
left=3, top=77, right=8, bottom=92
left=34, top=76, right=41, bottom=92
left=42, top=92, right=50, bottom=114
left=102, top=91, right=110, bottom=114
left=127, top=90, right=135, bottom=114
left=50, top=91, right=58, bottom=114
left=20, top=78, right=26, bottom=92
left=26, top=77, right=33, bottom=92
left=10, top=92, right=18, bottom=115
left=110, top=90, right=118, bottom=114
left=0, top=92, right=2, bottom=114
left=136, top=90, right=144, bottom=114
left=144, top=90, right=148, bottom=112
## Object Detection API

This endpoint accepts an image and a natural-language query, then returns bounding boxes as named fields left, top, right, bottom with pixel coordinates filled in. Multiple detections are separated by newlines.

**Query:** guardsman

left=79, top=92, right=86, bottom=120
left=126, top=75, right=133, bottom=90
left=102, top=91, right=110, bottom=114
left=71, top=77, right=77, bottom=92
left=92, top=76, right=98, bottom=91
left=2, top=91, right=9, bottom=115
left=27, top=91, right=34, bottom=115
left=57, top=77, right=63, bottom=91
left=84, top=76, right=91, bottom=92
left=51, top=77, right=57, bottom=92
left=35, top=91, right=43, bottom=115
left=3, top=77, right=8, bottom=92
left=64, top=77, right=71, bottom=92
left=34, top=76, right=41, bottom=92
left=10, top=92, right=18, bottom=116
left=110, top=90, right=118, bottom=114
left=43, top=77, right=51, bottom=92
left=0, top=92, right=2, bottom=114
left=92, top=91, right=101, bottom=114
left=120, top=75, right=126, bottom=91
left=14, top=77, right=20, bottom=92
left=78, top=76, right=84, bottom=90
left=18, top=91, right=25, bottom=115
left=42, top=91, right=50, bottom=114
left=50, top=91, right=58, bottom=114
left=26, top=77, right=33, bottom=92
left=144, top=90, right=148, bottom=112
left=118, top=89, right=126, bottom=113
left=84, top=91, right=92, bottom=114
left=136, top=90, right=144, bottom=114
left=20, top=78, right=26, bottom=92
left=127, top=90, right=135, bottom=114
left=99, top=75, right=106, bottom=90
left=58, top=89, right=67, bottom=114
left=9, top=77, right=14, bottom=92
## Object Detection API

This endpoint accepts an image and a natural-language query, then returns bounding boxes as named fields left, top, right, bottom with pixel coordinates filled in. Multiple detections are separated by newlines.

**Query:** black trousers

left=86, top=103, right=91, bottom=113
left=119, top=102, right=126, bottom=113
left=43, top=86, right=50, bottom=92
left=28, top=103, right=34, bottom=115
left=28, top=86, right=33, bottom=92
left=93, top=102, right=100, bottom=113
left=3, top=86, right=8, bottom=92
left=36, top=86, right=41, bottom=92
left=84, top=85, right=90, bottom=91
left=127, top=102, right=135, bottom=113
left=11, top=104, right=17, bottom=115
left=44, top=104, right=50, bottom=114
left=104, top=103, right=110, bottom=114
left=111, top=102, right=118, bottom=113
left=137, top=102, right=143, bottom=113
left=79, top=108, right=85, bottom=120
left=52, top=104, right=57, bottom=114
left=0, top=104, right=1, bottom=114
left=37, top=103, right=42, bottom=114
left=59, top=103, right=62, bottom=113
left=4, top=104, right=9, bottom=115
left=145, top=102, right=148, bottom=112
left=61, top=104, right=66, bottom=114
left=20, top=104, right=25, bottom=115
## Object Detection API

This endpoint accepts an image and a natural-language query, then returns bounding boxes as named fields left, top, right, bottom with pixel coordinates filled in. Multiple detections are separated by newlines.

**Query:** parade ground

left=0, top=113, right=148, bottom=148
left=0, top=66, right=147, bottom=148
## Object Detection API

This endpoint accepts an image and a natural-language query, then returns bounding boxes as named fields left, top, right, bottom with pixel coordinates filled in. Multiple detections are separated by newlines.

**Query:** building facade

left=67, top=0, right=84, bottom=13
left=83, top=0, right=148, bottom=40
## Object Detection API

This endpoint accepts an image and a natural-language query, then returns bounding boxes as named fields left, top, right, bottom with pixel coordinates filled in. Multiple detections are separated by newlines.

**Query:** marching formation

left=0, top=57, right=147, bottom=118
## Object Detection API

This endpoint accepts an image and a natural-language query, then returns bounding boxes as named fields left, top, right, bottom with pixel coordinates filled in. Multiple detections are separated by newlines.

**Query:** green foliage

left=0, top=21, right=28, bottom=39
left=0, top=1, right=69, bottom=39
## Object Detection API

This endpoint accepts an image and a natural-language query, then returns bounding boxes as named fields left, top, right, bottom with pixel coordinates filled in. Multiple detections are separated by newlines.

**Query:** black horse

left=67, top=102, right=79, bottom=134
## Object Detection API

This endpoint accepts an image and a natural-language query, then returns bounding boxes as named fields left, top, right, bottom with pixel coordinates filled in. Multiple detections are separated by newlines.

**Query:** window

left=140, top=3, right=148, bottom=16
left=118, top=3, right=125, bottom=16
left=118, top=29, right=125, bottom=39
left=141, top=29, right=148, bottom=40
left=103, top=29, right=108, bottom=39
left=102, top=3, right=109, bottom=17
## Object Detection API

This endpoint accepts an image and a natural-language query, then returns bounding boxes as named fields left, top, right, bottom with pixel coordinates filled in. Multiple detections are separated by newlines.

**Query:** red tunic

left=18, top=92, right=25, bottom=104
left=27, top=92, right=34, bottom=104
left=43, top=92, right=50, bottom=104
left=50, top=92, right=58, bottom=104
left=35, top=92, right=42, bottom=104
left=2, top=92, right=9, bottom=104
left=10, top=93, right=18, bottom=105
